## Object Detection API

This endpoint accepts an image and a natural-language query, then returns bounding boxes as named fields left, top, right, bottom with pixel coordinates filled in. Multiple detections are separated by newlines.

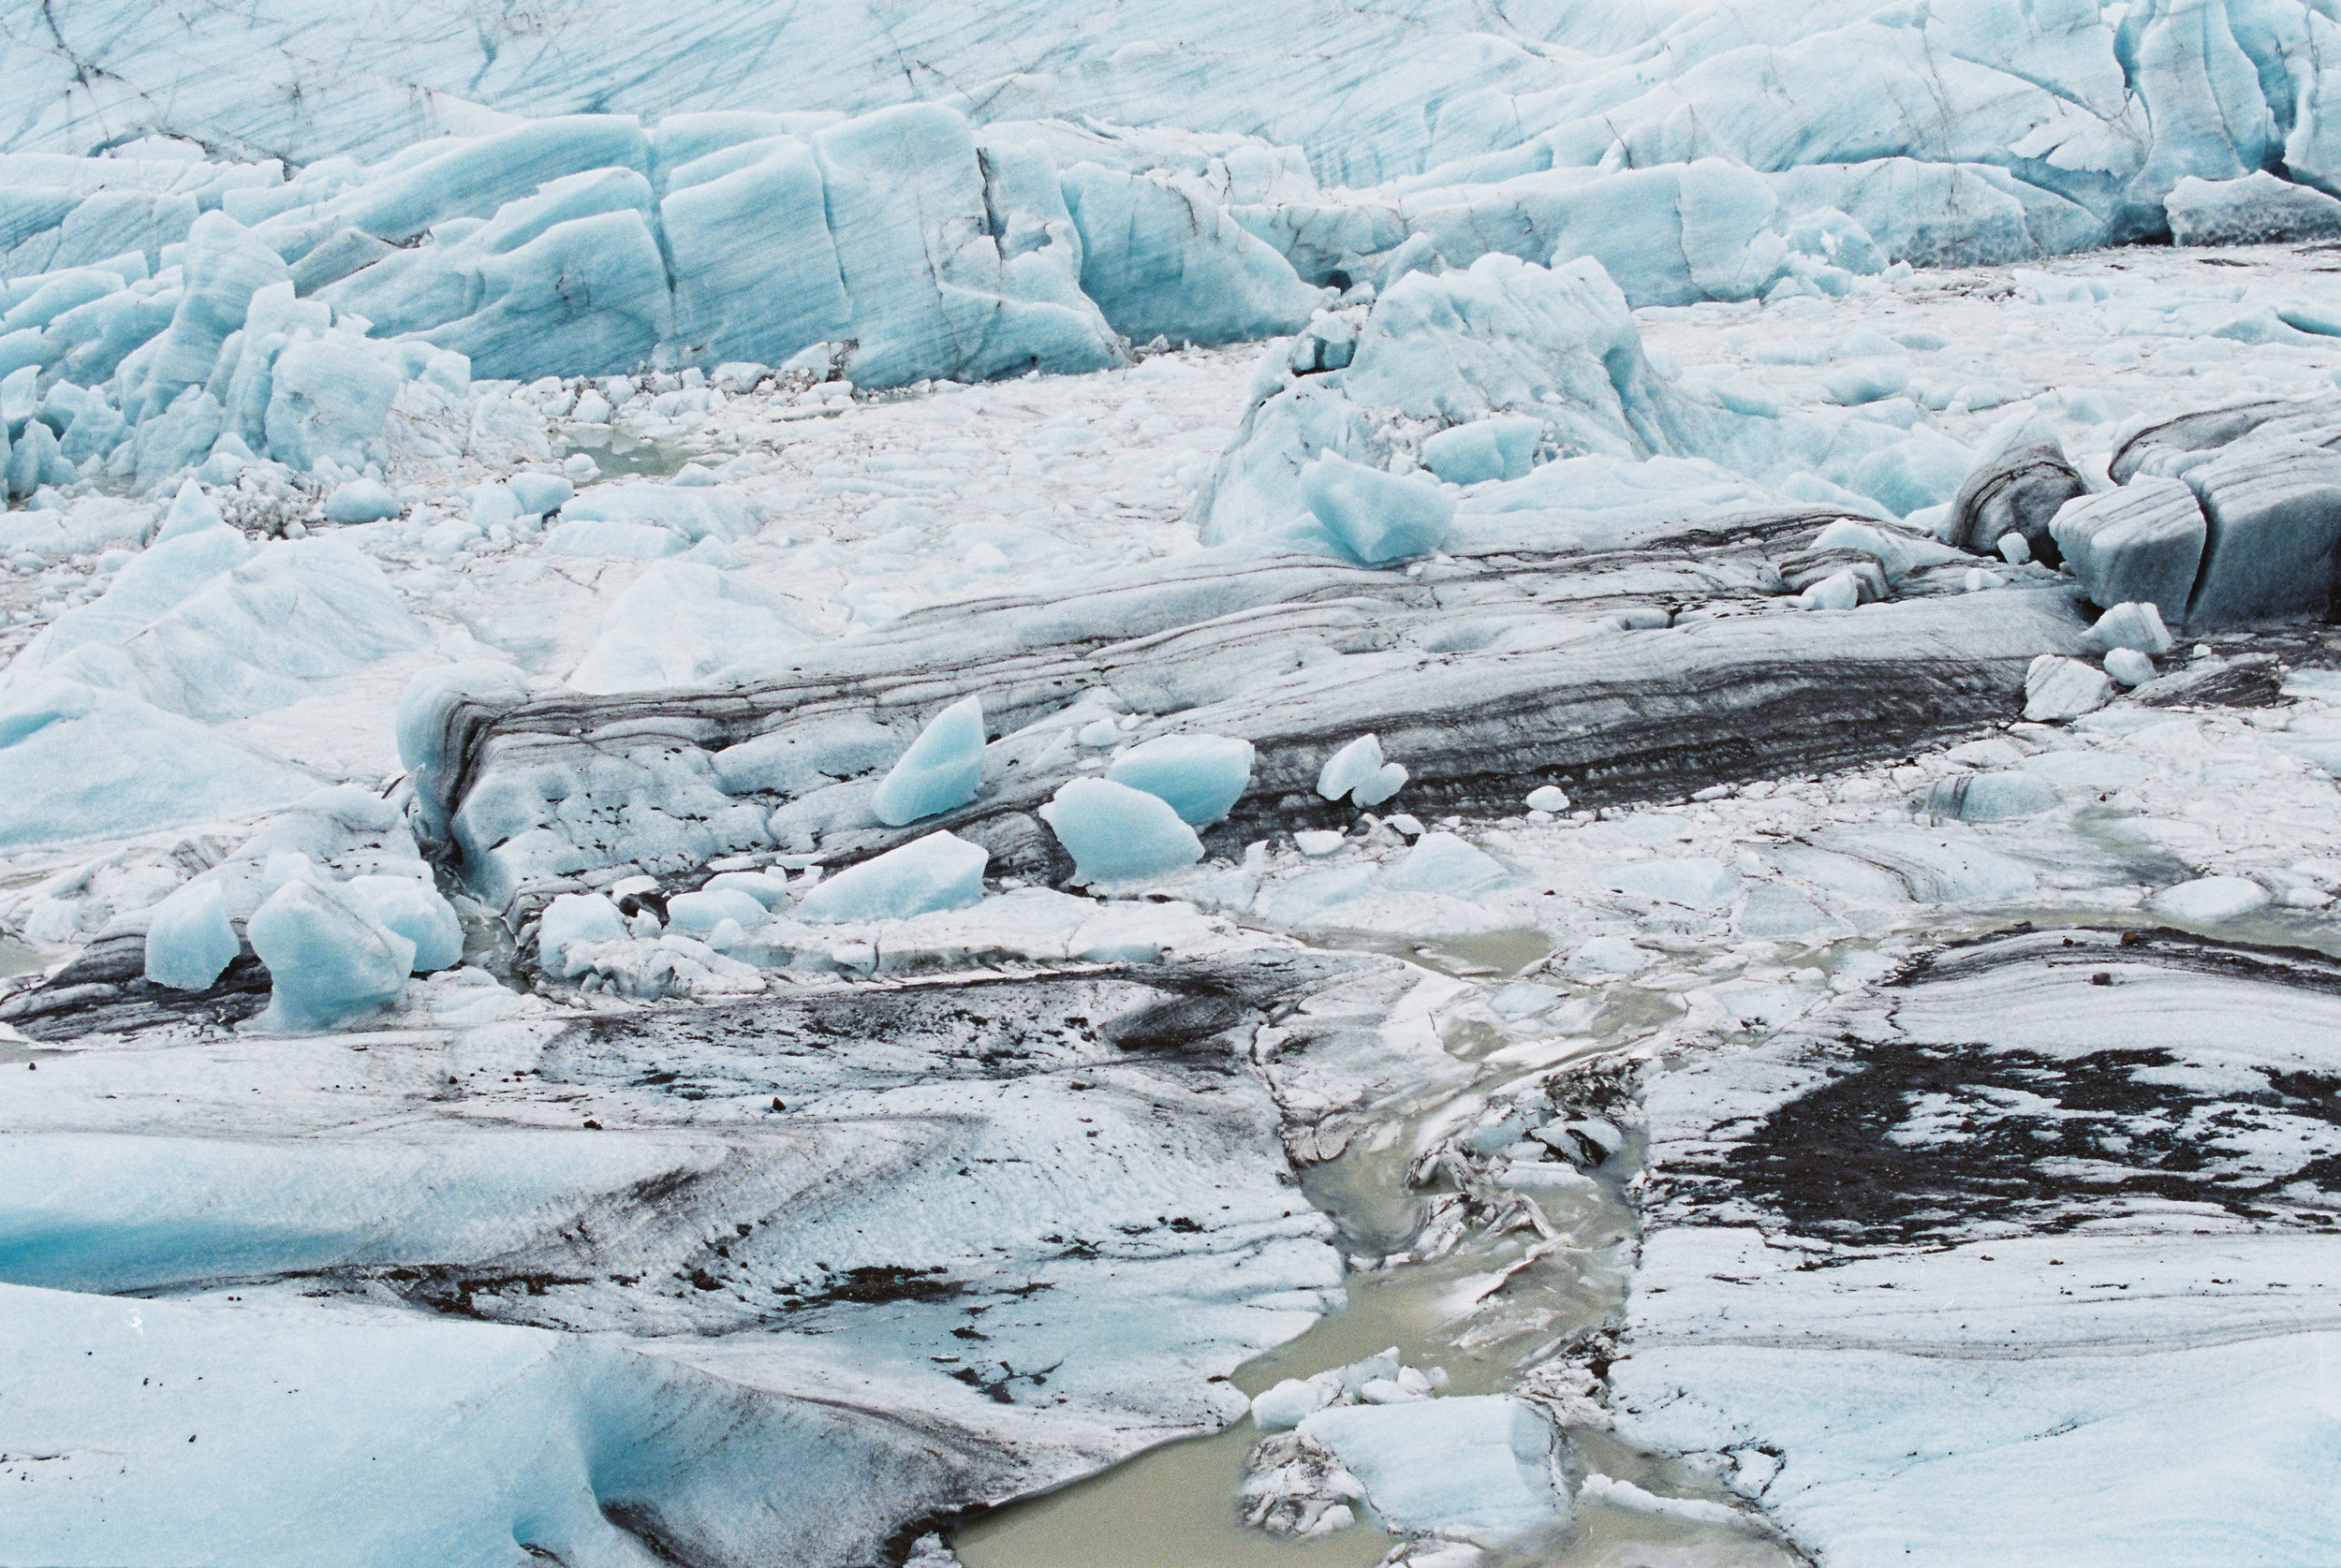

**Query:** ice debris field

left=7, top=1, right=2341, bottom=1564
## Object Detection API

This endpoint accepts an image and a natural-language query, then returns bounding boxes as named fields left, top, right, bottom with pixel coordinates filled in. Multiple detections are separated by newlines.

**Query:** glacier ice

left=140, top=877, right=240, bottom=990
left=246, top=876, right=415, bottom=1030
left=1317, top=734, right=1407, bottom=809
left=870, top=695, right=987, bottom=828
left=537, top=891, right=626, bottom=977
left=793, top=830, right=990, bottom=922
left=1038, top=777, right=1206, bottom=886
left=1301, top=454, right=1454, bottom=565
left=1103, top=733, right=1255, bottom=827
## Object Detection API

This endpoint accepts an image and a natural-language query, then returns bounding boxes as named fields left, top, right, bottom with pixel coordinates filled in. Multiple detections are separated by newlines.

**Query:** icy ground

left=5, top=226, right=2341, bottom=1566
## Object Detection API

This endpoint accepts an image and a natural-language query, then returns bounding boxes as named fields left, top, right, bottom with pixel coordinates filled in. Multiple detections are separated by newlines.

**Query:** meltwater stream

left=957, top=927, right=1806, bottom=1568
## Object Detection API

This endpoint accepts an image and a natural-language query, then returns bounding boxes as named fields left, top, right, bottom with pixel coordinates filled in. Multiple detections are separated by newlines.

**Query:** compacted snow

left=5, top=3, right=2341, bottom=1565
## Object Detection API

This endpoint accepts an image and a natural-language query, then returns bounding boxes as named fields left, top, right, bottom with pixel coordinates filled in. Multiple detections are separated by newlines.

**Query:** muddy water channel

left=957, top=925, right=1810, bottom=1568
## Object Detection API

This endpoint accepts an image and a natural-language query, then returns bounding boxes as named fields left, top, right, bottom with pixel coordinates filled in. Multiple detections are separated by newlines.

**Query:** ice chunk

left=1421, top=417, right=1541, bottom=486
left=794, top=831, right=989, bottom=923
left=1039, top=778, right=1206, bottom=886
left=324, top=477, right=402, bottom=524
left=507, top=472, right=574, bottom=516
left=2084, top=601, right=2175, bottom=656
left=666, top=887, right=770, bottom=933
left=542, top=519, right=685, bottom=557
left=1301, top=453, right=1454, bottom=565
left=1918, top=771, right=2058, bottom=822
left=1295, top=830, right=1346, bottom=856
left=1299, top=1397, right=1564, bottom=1538
left=1317, top=733, right=1407, bottom=807
left=2166, top=173, right=2341, bottom=246
left=1524, top=784, right=1570, bottom=813
left=141, top=878, right=240, bottom=991
left=1600, top=857, right=1741, bottom=908
left=870, top=695, right=986, bottom=827
left=344, top=875, right=464, bottom=974
left=262, top=336, right=402, bottom=472
left=703, top=870, right=791, bottom=909
left=2050, top=478, right=2205, bottom=623
left=2024, top=655, right=2113, bottom=721
left=1060, top=162, right=1322, bottom=345
left=2106, top=647, right=2156, bottom=687
left=1252, top=1378, right=1337, bottom=1431
left=1378, top=831, right=1509, bottom=896
left=247, top=878, right=415, bottom=1031
left=397, top=662, right=528, bottom=838
left=2150, top=876, right=2272, bottom=922
left=559, top=482, right=756, bottom=543
left=537, top=892, right=626, bottom=977
left=1104, top=734, right=1255, bottom=826
left=1568, top=935, right=1650, bottom=975
left=2181, top=447, right=2341, bottom=627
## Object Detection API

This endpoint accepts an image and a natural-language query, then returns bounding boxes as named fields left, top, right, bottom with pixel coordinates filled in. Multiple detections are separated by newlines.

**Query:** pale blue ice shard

left=1104, top=734, right=1255, bottom=826
left=506, top=472, right=574, bottom=517
left=1039, top=777, right=1205, bottom=886
left=247, top=878, right=415, bottom=1031
left=141, top=878, right=240, bottom=991
left=794, top=831, right=989, bottom=923
left=870, top=695, right=986, bottom=827
left=1317, top=733, right=1407, bottom=807
left=1302, top=454, right=1454, bottom=565
left=1421, top=417, right=1541, bottom=486
left=323, top=477, right=402, bottom=523
left=345, top=875, right=464, bottom=973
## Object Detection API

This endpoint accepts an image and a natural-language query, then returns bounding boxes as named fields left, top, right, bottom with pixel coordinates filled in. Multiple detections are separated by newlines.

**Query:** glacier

left=7, top=2, right=2341, bottom=1566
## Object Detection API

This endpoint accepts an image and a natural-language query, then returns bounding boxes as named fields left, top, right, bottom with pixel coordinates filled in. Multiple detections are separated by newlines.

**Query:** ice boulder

left=2106, top=647, right=2156, bottom=687
left=1420, top=417, right=1541, bottom=486
left=1301, top=453, right=1454, bottom=565
left=324, top=477, right=402, bottom=524
left=1317, top=733, right=1407, bottom=807
left=508, top=472, right=575, bottom=516
left=247, top=878, right=415, bottom=1031
left=537, top=892, right=627, bottom=977
left=2050, top=477, right=2205, bottom=623
left=262, top=336, right=403, bottom=473
left=1252, top=1378, right=1338, bottom=1431
left=141, top=879, right=241, bottom=991
left=1060, top=162, right=1323, bottom=346
left=666, top=887, right=770, bottom=933
left=2166, top=173, right=2341, bottom=246
left=1378, top=831, right=1509, bottom=896
left=344, top=875, right=464, bottom=973
left=1039, top=778, right=1206, bottom=886
left=794, top=831, right=989, bottom=923
left=1298, top=1397, right=1566, bottom=1538
left=2024, top=655, right=2113, bottom=721
left=1947, top=435, right=2085, bottom=567
left=2150, top=876, right=2272, bottom=922
left=1104, top=734, right=1255, bottom=826
left=870, top=695, right=986, bottom=827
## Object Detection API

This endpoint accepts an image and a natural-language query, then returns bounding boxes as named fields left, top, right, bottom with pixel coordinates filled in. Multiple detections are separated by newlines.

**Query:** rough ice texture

left=245, top=877, right=414, bottom=1031
left=140, top=878, right=239, bottom=990
left=1299, top=1397, right=1565, bottom=1538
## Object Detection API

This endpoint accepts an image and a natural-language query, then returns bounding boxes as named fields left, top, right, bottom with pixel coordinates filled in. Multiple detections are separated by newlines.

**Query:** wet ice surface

left=7, top=233, right=2341, bottom=1565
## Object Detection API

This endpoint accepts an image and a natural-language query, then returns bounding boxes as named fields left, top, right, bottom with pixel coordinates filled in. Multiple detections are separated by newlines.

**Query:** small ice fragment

left=2149, top=876, right=2272, bottom=922
left=704, top=870, right=791, bottom=908
left=1384, top=813, right=1425, bottom=837
left=794, top=831, right=989, bottom=923
left=1963, top=566, right=2002, bottom=592
left=1039, top=778, right=1205, bottom=885
left=142, top=879, right=239, bottom=991
left=2105, top=647, right=2155, bottom=687
left=1105, top=734, right=1255, bottom=826
left=1421, top=416, right=1541, bottom=486
left=323, top=478, right=402, bottom=524
left=2024, top=654, right=2112, bottom=721
left=1295, top=829, right=1347, bottom=857
left=1998, top=531, right=2032, bottom=564
left=539, top=892, right=626, bottom=977
left=665, top=887, right=770, bottom=932
left=1318, top=734, right=1407, bottom=806
left=1797, top=569, right=1862, bottom=610
left=871, top=695, right=985, bottom=827
left=1252, top=1378, right=1337, bottom=1430
left=344, top=874, right=464, bottom=972
left=247, top=879, right=415, bottom=1031
left=1524, top=784, right=1569, bottom=813
left=1568, top=935, right=1650, bottom=975
left=508, top=472, right=574, bottom=516
left=2086, top=601, right=2174, bottom=656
